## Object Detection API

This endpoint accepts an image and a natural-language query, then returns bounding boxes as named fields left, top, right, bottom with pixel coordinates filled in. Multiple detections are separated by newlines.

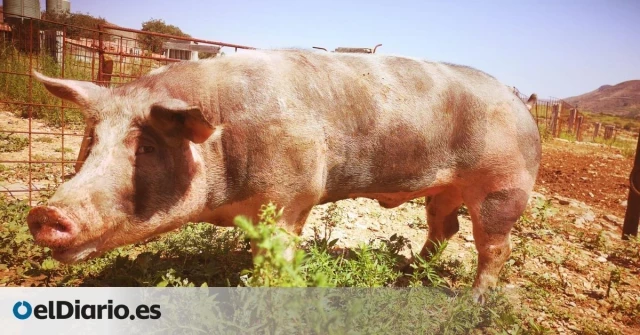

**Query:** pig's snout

left=27, top=206, right=79, bottom=248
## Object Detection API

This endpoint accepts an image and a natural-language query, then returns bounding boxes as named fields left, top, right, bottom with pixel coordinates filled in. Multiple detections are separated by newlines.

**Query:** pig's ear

left=149, top=99, right=214, bottom=144
left=32, top=71, right=103, bottom=107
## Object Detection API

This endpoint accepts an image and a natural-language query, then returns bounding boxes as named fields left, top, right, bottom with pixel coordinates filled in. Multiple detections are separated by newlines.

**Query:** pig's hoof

left=472, top=292, right=486, bottom=305
left=472, top=287, right=493, bottom=305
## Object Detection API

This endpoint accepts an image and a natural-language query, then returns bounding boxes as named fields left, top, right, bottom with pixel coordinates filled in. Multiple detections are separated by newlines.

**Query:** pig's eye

left=136, top=145, right=155, bottom=155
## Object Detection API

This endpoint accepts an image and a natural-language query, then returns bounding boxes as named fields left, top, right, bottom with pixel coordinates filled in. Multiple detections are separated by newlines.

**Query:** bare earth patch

left=539, top=138, right=632, bottom=217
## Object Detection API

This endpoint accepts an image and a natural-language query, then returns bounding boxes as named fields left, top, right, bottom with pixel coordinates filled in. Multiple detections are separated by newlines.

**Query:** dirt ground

left=1, top=109, right=639, bottom=334
left=538, top=139, right=632, bottom=218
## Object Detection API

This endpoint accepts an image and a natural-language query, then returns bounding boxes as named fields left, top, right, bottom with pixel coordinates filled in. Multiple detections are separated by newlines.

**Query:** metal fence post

left=98, top=25, right=104, bottom=84
left=623, top=129, right=640, bottom=239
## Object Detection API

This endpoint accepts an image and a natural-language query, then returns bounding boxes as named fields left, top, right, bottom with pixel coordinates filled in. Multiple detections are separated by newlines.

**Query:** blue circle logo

left=13, top=301, right=32, bottom=320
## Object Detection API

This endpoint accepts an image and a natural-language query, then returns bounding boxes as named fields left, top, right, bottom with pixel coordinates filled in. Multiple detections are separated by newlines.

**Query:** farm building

left=162, top=39, right=221, bottom=60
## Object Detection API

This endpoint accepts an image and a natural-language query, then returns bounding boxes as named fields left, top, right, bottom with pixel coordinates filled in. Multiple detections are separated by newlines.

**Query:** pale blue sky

left=46, top=0, right=640, bottom=98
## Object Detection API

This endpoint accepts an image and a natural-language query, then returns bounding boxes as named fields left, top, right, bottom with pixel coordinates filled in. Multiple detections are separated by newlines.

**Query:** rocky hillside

left=565, top=80, right=640, bottom=117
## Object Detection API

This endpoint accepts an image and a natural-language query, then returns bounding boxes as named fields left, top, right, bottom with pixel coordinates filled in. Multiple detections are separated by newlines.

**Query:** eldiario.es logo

left=13, top=300, right=161, bottom=320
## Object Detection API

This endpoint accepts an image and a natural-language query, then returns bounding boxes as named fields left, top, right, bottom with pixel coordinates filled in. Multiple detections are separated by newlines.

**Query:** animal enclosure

left=0, top=10, right=253, bottom=205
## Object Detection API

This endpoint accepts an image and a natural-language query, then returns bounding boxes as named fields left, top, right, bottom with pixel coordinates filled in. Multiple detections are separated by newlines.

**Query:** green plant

left=156, top=268, right=196, bottom=287
left=0, top=196, right=62, bottom=285
left=524, top=270, right=563, bottom=293
left=620, top=234, right=640, bottom=262
left=585, top=229, right=611, bottom=253
left=0, top=43, right=89, bottom=126
left=0, top=197, right=39, bottom=265
left=408, top=241, right=448, bottom=288
left=444, top=256, right=478, bottom=287
left=302, top=234, right=405, bottom=288
left=40, top=11, right=108, bottom=40
left=336, top=241, right=402, bottom=287
left=524, top=318, right=552, bottom=335
left=579, top=320, right=623, bottom=335
left=320, top=202, right=343, bottom=228
left=606, top=266, right=622, bottom=298
left=544, top=253, right=568, bottom=292
left=54, top=147, right=74, bottom=153
left=531, top=198, right=556, bottom=223
left=0, top=45, right=59, bottom=120
left=0, top=133, right=29, bottom=152
left=510, top=236, right=540, bottom=266
left=34, top=137, right=55, bottom=143
left=519, top=198, right=556, bottom=232
left=140, top=18, right=191, bottom=54
left=558, top=130, right=576, bottom=142
left=609, top=292, right=640, bottom=320
left=487, top=309, right=551, bottom=335
left=235, top=203, right=312, bottom=287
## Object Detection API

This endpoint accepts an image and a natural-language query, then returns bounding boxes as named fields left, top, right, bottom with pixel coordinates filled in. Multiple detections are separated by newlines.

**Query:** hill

left=564, top=80, right=640, bottom=117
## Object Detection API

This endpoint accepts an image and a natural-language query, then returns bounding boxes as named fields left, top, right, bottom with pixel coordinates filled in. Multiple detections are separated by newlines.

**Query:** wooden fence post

left=593, top=122, right=601, bottom=139
left=604, top=125, right=615, bottom=140
left=558, top=119, right=563, bottom=138
left=550, top=103, right=560, bottom=137
left=547, top=103, right=552, bottom=134
left=567, top=109, right=577, bottom=132
left=575, top=115, right=583, bottom=141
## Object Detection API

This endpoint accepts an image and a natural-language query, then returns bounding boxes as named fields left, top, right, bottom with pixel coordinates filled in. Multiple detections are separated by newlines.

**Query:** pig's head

left=27, top=71, right=216, bottom=264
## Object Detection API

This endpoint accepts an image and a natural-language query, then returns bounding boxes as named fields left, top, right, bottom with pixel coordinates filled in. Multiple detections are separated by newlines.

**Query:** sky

left=41, top=0, right=640, bottom=98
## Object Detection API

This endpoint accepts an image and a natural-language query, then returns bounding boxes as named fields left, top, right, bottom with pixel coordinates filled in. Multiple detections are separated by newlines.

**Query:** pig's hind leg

left=418, top=187, right=464, bottom=259
left=462, top=175, right=532, bottom=303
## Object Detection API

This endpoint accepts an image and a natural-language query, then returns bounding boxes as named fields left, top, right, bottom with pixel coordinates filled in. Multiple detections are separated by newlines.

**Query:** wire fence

left=0, top=10, right=253, bottom=205
left=511, top=87, right=628, bottom=146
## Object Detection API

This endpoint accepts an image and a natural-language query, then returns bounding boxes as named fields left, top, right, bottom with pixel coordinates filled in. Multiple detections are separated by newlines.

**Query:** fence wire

left=0, top=11, right=253, bottom=205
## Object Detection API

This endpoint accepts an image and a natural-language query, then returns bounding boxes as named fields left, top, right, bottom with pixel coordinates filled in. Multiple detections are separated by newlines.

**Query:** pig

left=27, top=50, right=540, bottom=301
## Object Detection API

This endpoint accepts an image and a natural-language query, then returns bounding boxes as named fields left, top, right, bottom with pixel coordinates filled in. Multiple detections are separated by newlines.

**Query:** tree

left=41, top=11, right=107, bottom=39
left=198, top=52, right=216, bottom=59
left=140, top=18, right=190, bottom=54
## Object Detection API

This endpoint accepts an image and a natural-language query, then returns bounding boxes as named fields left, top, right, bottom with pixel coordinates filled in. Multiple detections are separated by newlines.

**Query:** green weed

left=0, top=133, right=29, bottom=152
left=408, top=241, right=449, bottom=288
left=53, top=147, right=74, bottom=153
left=33, top=136, right=55, bottom=143
left=579, top=320, right=623, bottom=335
left=235, top=203, right=311, bottom=287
